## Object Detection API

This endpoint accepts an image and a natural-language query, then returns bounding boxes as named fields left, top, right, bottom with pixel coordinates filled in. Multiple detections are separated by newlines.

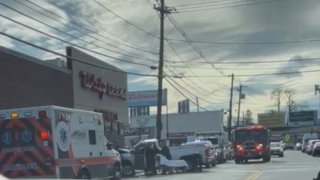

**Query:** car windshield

left=235, top=130, right=267, bottom=142
left=1, top=0, right=320, bottom=180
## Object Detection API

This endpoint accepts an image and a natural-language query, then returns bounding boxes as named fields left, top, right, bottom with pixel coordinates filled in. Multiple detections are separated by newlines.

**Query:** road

left=126, top=151, right=320, bottom=180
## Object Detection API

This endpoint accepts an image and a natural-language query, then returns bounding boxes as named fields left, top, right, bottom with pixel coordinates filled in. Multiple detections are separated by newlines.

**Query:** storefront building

left=0, top=46, right=128, bottom=145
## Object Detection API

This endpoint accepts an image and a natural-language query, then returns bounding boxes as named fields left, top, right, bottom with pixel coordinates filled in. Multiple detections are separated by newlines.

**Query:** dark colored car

left=117, top=149, right=135, bottom=177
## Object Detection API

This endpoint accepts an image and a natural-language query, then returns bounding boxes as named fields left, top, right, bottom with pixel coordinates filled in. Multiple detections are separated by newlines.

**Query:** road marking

left=247, top=170, right=263, bottom=180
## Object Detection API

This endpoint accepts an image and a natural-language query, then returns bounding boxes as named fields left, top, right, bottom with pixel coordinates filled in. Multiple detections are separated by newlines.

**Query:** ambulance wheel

left=112, top=165, right=121, bottom=180
left=122, top=162, right=135, bottom=177
left=77, top=169, right=91, bottom=179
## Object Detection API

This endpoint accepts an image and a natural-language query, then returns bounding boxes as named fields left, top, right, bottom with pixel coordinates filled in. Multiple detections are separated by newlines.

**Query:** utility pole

left=154, top=0, right=173, bottom=141
left=228, top=73, right=234, bottom=141
left=237, top=85, right=242, bottom=127
left=196, top=97, right=199, bottom=112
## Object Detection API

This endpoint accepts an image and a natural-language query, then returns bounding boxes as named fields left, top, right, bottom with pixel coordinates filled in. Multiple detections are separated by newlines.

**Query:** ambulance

left=0, top=106, right=121, bottom=179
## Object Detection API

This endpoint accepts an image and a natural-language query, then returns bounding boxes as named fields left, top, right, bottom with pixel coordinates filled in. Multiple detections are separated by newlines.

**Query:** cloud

left=1, top=0, right=320, bottom=116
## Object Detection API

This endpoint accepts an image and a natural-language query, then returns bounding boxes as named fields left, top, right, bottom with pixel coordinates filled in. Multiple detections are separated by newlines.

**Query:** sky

left=0, top=0, right=320, bottom=120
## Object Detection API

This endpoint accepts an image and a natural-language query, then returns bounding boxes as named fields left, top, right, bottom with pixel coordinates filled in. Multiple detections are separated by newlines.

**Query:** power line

left=177, top=0, right=284, bottom=13
left=167, top=37, right=320, bottom=45
left=184, top=69, right=320, bottom=78
left=165, top=41, right=220, bottom=94
left=169, top=64, right=320, bottom=70
left=47, top=0, right=158, bottom=54
left=166, top=66, right=229, bottom=99
left=92, top=0, right=158, bottom=38
left=0, top=31, right=158, bottom=77
left=167, top=15, right=225, bottom=76
left=167, top=57, right=320, bottom=65
left=0, top=13, right=152, bottom=67
left=174, top=0, right=230, bottom=8
left=166, top=74, right=229, bottom=105
left=1, top=1, right=159, bottom=64
left=164, top=77, right=211, bottom=111
left=176, top=0, right=277, bottom=10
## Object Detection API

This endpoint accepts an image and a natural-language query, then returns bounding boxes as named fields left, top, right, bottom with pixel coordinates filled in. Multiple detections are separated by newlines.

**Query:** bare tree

left=284, top=88, right=296, bottom=112
left=244, top=109, right=254, bottom=125
left=271, top=88, right=283, bottom=112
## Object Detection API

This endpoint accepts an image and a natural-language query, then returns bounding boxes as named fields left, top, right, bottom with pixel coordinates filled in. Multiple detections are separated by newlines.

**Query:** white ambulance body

left=0, top=106, right=121, bottom=179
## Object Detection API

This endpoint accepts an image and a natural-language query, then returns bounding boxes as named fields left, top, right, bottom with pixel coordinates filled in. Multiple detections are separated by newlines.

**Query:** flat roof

left=0, top=45, right=71, bottom=74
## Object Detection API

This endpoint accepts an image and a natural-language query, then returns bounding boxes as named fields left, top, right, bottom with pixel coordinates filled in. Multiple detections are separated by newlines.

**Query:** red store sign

left=79, top=71, right=126, bottom=100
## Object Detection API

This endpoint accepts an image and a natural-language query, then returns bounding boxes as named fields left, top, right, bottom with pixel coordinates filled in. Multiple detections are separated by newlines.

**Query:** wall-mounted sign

left=79, top=71, right=126, bottom=100
left=130, top=116, right=156, bottom=128
left=127, top=89, right=167, bottom=107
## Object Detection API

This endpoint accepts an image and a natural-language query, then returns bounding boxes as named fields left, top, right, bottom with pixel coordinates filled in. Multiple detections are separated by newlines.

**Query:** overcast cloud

left=1, top=0, right=320, bottom=118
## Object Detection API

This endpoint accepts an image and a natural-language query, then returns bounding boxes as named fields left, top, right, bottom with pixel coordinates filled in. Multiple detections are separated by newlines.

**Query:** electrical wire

left=167, top=57, right=320, bottom=65
left=0, top=13, right=152, bottom=67
left=164, top=77, right=211, bottom=111
left=169, top=64, right=320, bottom=70
left=92, top=0, right=158, bottom=38
left=176, top=0, right=276, bottom=10
left=0, top=1, right=159, bottom=64
left=167, top=15, right=225, bottom=75
left=183, top=69, right=320, bottom=77
left=47, top=0, right=158, bottom=54
left=0, top=31, right=158, bottom=77
left=166, top=73, right=229, bottom=105
left=165, top=41, right=220, bottom=94
left=166, top=66, right=229, bottom=99
left=167, top=37, right=320, bottom=45
left=177, top=0, right=284, bottom=13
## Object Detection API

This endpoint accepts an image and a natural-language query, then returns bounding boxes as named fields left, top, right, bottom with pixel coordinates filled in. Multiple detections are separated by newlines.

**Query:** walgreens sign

left=79, top=71, right=126, bottom=100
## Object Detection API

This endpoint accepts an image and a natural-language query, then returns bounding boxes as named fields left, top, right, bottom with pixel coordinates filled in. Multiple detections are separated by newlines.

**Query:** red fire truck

left=232, top=125, right=271, bottom=164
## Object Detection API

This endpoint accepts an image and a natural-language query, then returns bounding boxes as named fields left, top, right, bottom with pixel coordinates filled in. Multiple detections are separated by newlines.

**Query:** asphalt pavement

left=126, top=150, right=320, bottom=180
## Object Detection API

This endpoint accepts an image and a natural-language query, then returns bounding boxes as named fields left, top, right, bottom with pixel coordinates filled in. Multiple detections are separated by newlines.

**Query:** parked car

left=117, top=148, right=135, bottom=177
left=181, top=140, right=217, bottom=168
left=312, top=142, right=320, bottom=156
left=270, top=142, right=284, bottom=157
left=295, top=142, right=302, bottom=150
left=306, top=140, right=320, bottom=155
left=131, top=139, right=203, bottom=172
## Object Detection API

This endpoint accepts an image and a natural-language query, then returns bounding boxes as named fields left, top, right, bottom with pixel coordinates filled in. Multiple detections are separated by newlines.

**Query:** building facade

left=0, top=46, right=128, bottom=146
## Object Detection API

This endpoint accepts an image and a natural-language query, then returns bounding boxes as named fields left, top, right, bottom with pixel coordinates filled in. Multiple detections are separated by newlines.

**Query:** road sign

left=284, top=134, right=291, bottom=142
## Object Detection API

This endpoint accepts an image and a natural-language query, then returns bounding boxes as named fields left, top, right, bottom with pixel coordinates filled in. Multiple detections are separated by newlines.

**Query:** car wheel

left=205, top=162, right=211, bottom=168
left=112, top=165, right=121, bottom=180
left=210, top=160, right=216, bottom=167
left=279, top=154, right=284, bottom=157
left=77, top=169, right=91, bottom=179
left=122, top=163, right=135, bottom=177
left=235, top=158, right=241, bottom=164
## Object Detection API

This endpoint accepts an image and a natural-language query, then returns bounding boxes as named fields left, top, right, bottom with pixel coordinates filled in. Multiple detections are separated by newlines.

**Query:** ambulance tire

left=77, top=169, right=91, bottom=179
left=112, top=164, right=122, bottom=180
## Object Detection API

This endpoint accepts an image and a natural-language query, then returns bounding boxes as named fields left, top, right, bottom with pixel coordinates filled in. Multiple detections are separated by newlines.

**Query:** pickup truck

left=176, top=140, right=217, bottom=168
left=130, top=139, right=214, bottom=172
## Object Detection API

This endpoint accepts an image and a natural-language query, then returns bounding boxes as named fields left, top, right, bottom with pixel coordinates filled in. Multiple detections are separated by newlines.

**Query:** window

left=88, top=130, right=96, bottom=145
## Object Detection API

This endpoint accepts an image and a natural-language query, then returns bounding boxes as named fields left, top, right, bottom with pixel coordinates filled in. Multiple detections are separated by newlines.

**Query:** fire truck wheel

left=77, top=169, right=91, bottom=179
left=234, top=158, right=241, bottom=164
